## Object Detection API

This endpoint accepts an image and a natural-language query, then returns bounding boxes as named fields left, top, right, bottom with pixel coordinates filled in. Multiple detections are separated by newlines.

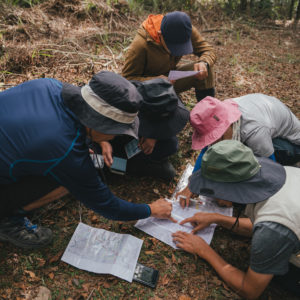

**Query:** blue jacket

left=0, top=78, right=150, bottom=221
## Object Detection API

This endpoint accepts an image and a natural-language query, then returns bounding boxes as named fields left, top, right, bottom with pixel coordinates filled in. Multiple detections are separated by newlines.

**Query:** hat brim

left=191, top=99, right=241, bottom=150
left=138, top=100, right=190, bottom=139
left=165, top=39, right=193, bottom=56
left=62, top=83, right=139, bottom=139
left=188, top=157, right=286, bottom=204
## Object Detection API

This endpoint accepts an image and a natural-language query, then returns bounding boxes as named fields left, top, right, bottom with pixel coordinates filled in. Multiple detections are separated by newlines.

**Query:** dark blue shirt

left=0, top=79, right=150, bottom=221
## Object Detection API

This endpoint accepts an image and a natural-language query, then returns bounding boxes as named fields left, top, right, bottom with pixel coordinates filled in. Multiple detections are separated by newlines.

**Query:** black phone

left=133, top=263, right=159, bottom=288
left=110, top=157, right=127, bottom=175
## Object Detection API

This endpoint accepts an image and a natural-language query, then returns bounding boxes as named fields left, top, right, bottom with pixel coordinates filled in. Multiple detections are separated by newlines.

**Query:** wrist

left=209, top=213, right=221, bottom=225
left=99, top=141, right=108, bottom=147
left=200, top=61, right=209, bottom=70
left=147, top=204, right=152, bottom=216
left=196, top=241, right=211, bottom=259
left=148, top=203, right=155, bottom=216
left=214, top=213, right=227, bottom=227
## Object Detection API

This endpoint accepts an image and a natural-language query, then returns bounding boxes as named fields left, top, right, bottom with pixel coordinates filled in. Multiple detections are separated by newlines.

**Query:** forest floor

left=0, top=0, right=299, bottom=299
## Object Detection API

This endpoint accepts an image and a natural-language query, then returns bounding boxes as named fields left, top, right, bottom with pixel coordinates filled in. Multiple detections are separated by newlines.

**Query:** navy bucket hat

left=161, top=11, right=193, bottom=56
left=62, top=71, right=142, bottom=138
left=189, top=140, right=286, bottom=204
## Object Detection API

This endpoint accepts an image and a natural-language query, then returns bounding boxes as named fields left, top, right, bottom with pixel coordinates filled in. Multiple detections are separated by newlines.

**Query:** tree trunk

left=240, top=0, right=248, bottom=11
left=293, top=0, right=300, bottom=29
left=289, top=0, right=295, bottom=19
left=296, top=0, right=300, bottom=20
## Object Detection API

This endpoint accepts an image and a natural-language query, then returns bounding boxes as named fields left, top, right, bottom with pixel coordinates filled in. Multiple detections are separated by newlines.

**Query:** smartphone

left=125, top=139, right=141, bottom=159
left=133, top=263, right=159, bottom=288
left=110, top=157, right=127, bottom=175
left=90, top=154, right=104, bottom=169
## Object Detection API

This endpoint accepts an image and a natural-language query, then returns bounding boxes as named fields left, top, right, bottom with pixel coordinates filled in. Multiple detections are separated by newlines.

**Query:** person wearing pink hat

left=177, top=93, right=300, bottom=207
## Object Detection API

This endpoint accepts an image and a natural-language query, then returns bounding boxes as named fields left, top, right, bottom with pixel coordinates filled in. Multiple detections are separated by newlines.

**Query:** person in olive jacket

left=122, top=11, right=217, bottom=102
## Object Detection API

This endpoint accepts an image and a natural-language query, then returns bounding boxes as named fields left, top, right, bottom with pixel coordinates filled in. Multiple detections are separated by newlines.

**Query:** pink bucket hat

left=190, top=96, right=241, bottom=150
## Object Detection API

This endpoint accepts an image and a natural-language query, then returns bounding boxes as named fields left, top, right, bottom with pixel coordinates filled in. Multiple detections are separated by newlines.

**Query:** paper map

left=135, top=164, right=233, bottom=249
left=61, top=223, right=143, bottom=282
left=168, top=70, right=199, bottom=81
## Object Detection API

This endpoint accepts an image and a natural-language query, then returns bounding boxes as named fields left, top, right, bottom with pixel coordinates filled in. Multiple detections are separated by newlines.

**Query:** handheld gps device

left=133, top=263, right=159, bottom=288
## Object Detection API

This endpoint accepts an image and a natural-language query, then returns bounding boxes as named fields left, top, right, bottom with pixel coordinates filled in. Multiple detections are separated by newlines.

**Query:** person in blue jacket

left=0, top=71, right=173, bottom=249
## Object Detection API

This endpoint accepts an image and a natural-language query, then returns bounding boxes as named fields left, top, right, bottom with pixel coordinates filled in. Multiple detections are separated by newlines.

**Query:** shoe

left=127, top=158, right=176, bottom=181
left=195, top=88, right=215, bottom=102
left=0, top=216, right=52, bottom=249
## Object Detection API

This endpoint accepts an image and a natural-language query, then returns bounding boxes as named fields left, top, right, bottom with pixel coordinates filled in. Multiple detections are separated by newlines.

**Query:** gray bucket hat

left=62, top=71, right=143, bottom=138
left=131, top=78, right=190, bottom=139
left=189, top=140, right=286, bottom=204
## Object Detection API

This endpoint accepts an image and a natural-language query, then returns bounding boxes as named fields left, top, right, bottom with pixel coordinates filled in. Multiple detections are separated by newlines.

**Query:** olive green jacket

left=122, top=25, right=217, bottom=83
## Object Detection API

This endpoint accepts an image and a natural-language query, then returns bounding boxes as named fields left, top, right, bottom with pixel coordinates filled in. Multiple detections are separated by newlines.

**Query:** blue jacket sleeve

left=51, top=142, right=151, bottom=221
left=269, top=153, right=276, bottom=162
left=193, top=147, right=207, bottom=173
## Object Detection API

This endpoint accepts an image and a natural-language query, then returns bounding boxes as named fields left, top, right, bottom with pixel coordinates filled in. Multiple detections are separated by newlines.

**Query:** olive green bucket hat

left=189, top=140, right=286, bottom=204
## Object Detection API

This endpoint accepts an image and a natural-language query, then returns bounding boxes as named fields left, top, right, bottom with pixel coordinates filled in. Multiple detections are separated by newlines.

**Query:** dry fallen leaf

left=103, top=282, right=110, bottom=289
left=36, top=258, right=46, bottom=267
left=91, top=215, right=98, bottom=223
left=82, top=283, right=90, bottom=292
left=24, top=270, right=36, bottom=278
left=163, top=256, right=170, bottom=265
left=161, top=274, right=170, bottom=286
left=153, top=188, right=160, bottom=194
left=178, top=295, right=191, bottom=300
left=48, top=272, right=54, bottom=280
left=49, top=251, right=63, bottom=264
left=171, top=254, right=177, bottom=264
left=145, top=251, right=155, bottom=255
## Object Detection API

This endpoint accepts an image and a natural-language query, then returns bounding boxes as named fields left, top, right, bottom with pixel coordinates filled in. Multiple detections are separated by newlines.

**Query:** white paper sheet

left=61, top=223, right=143, bottom=282
left=135, top=164, right=233, bottom=249
left=168, top=70, right=199, bottom=81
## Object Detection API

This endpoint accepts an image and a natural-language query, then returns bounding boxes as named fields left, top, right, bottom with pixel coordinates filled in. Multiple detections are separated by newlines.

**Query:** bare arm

left=180, top=212, right=253, bottom=237
left=215, top=214, right=253, bottom=237
left=202, top=243, right=273, bottom=299
left=172, top=232, right=273, bottom=299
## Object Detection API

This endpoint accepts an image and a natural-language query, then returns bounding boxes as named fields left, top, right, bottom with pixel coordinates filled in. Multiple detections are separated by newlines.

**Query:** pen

left=177, top=195, right=205, bottom=205
left=165, top=196, right=205, bottom=206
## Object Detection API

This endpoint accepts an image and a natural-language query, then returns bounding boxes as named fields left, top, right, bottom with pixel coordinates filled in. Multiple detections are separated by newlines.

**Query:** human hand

left=139, top=137, right=157, bottom=155
left=180, top=212, right=217, bottom=233
left=194, top=62, right=208, bottom=81
left=149, top=198, right=177, bottom=222
left=172, top=231, right=209, bottom=257
left=176, top=185, right=196, bottom=208
left=100, top=141, right=113, bottom=167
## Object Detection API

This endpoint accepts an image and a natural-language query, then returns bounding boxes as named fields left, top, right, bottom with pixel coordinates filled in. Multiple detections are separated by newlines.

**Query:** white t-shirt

left=233, top=93, right=300, bottom=157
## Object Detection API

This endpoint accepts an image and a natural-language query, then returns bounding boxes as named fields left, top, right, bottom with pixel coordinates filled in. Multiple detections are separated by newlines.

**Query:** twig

left=38, top=49, right=111, bottom=61
left=105, top=45, right=118, bottom=69
left=202, top=28, right=234, bottom=33
left=86, top=288, right=95, bottom=300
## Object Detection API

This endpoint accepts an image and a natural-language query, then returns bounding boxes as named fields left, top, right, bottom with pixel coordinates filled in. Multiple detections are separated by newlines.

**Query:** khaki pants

left=173, top=63, right=215, bottom=94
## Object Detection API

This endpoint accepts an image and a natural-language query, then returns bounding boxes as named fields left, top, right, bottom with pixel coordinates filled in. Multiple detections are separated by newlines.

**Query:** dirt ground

left=0, top=1, right=299, bottom=299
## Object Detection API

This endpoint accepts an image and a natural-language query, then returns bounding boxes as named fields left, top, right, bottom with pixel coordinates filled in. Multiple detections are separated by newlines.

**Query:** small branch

left=86, top=288, right=95, bottom=300
left=202, top=28, right=234, bottom=33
